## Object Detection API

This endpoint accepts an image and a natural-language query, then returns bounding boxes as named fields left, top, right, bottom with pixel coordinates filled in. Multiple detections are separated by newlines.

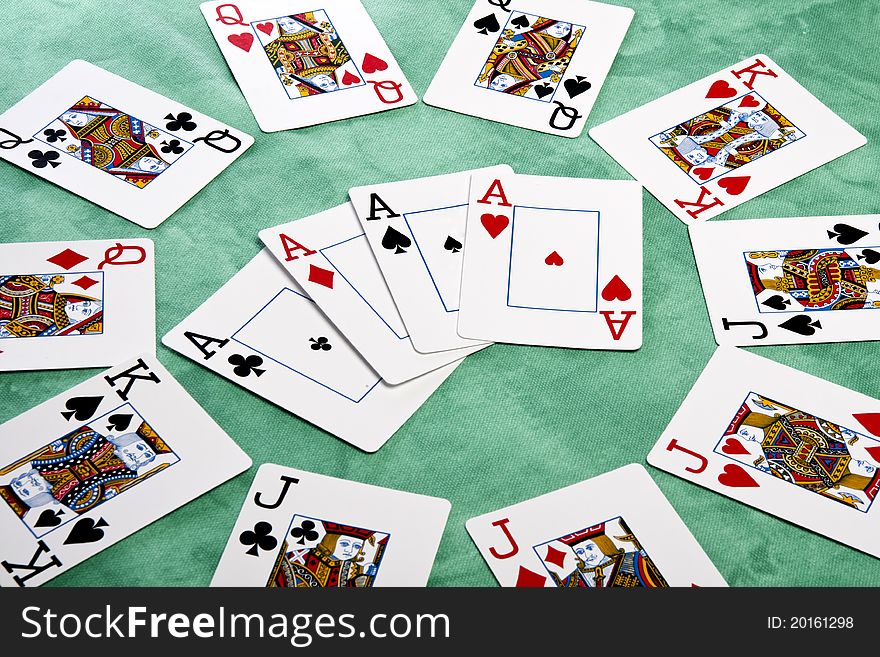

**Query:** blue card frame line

left=32, top=95, right=194, bottom=190
left=506, top=206, right=600, bottom=313
left=647, top=92, right=807, bottom=186
left=0, top=402, right=180, bottom=540
left=715, top=391, right=880, bottom=514
left=403, top=203, right=467, bottom=313
left=230, top=287, right=383, bottom=404
left=473, top=11, right=587, bottom=106
left=252, top=9, right=366, bottom=102
left=742, top=248, right=880, bottom=315
left=321, top=235, right=409, bottom=340
left=0, top=271, right=105, bottom=340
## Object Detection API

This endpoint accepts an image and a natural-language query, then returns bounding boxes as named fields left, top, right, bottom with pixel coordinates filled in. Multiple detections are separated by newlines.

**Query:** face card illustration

left=590, top=54, right=866, bottom=225
left=349, top=166, right=511, bottom=353
left=200, top=0, right=417, bottom=132
left=0, top=355, right=251, bottom=587
left=163, top=250, right=462, bottom=452
left=259, top=204, right=483, bottom=384
left=474, top=12, right=585, bottom=100
left=457, top=172, right=642, bottom=349
left=211, top=464, right=450, bottom=587
left=690, top=215, right=880, bottom=346
left=255, top=11, right=365, bottom=100
left=647, top=347, right=880, bottom=558
left=424, top=0, right=633, bottom=138
left=0, top=60, right=253, bottom=229
left=0, top=239, right=154, bottom=371
left=267, top=514, right=389, bottom=588
left=466, top=464, right=726, bottom=587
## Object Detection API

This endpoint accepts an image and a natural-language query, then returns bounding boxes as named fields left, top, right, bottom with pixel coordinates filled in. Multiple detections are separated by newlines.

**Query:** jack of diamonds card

left=200, top=0, right=417, bottom=132
left=647, top=347, right=880, bottom=559
left=424, top=0, right=633, bottom=138
left=589, top=54, right=866, bottom=225
left=0, top=60, right=253, bottom=229
left=0, top=239, right=154, bottom=372
left=0, top=354, right=251, bottom=587
left=457, top=171, right=642, bottom=349
left=466, top=464, right=726, bottom=587
left=690, top=215, right=880, bottom=346
left=211, top=464, right=450, bottom=587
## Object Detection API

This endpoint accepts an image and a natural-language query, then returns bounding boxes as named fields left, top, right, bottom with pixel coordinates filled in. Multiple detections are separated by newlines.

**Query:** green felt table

left=1, top=0, right=878, bottom=587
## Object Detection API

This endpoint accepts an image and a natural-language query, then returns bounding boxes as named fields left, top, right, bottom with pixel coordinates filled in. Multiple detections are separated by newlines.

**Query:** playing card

left=423, top=0, right=633, bottom=138
left=200, top=0, right=417, bottom=132
left=0, top=61, right=253, bottom=229
left=647, top=347, right=880, bottom=558
left=590, top=54, right=867, bottom=224
left=690, top=214, right=880, bottom=347
left=260, top=204, right=483, bottom=384
left=211, top=464, right=450, bottom=586
left=0, top=239, right=154, bottom=371
left=349, top=166, right=511, bottom=353
left=0, top=354, right=251, bottom=587
left=466, top=464, right=725, bottom=587
left=162, top=250, right=462, bottom=452
left=458, top=171, right=642, bottom=349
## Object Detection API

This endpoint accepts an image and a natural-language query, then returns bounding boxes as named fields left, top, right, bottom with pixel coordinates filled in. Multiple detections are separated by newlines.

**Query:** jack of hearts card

left=648, top=347, right=880, bottom=559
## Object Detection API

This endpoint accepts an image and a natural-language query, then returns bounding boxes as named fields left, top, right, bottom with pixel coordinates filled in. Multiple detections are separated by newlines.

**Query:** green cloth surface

left=1, top=0, right=878, bottom=587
